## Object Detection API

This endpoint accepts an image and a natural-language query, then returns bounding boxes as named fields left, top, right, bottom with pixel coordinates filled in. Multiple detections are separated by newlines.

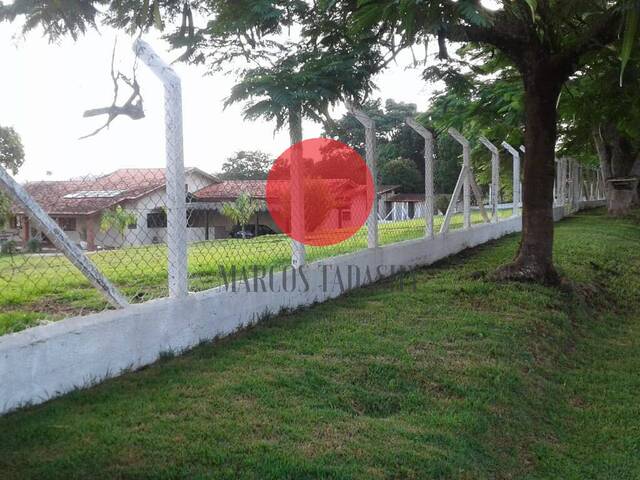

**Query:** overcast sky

left=0, top=22, right=439, bottom=182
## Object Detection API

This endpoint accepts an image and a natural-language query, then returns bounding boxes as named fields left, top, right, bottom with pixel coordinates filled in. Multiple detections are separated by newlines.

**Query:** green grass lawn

left=0, top=210, right=511, bottom=334
left=0, top=208, right=638, bottom=479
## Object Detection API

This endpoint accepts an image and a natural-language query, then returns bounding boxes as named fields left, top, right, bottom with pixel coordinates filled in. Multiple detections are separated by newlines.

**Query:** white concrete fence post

left=573, top=161, right=582, bottom=209
left=479, top=136, right=500, bottom=223
left=449, top=128, right=472, bottom=229
left=502, top=142, right=521, bottom=217
left=559, top=158, right=568, bottom=206
left=134, top=39, right=188, bottom=299
left=290, top=140, right=306, bottom=268
left=440, top=129, right=489, bottom=233
left=0, top=165, right=129, bottom=309
left=405, top=117, right=435, bottom=238
left=554, top=159, right=561, bottom=205
left=346, top=102, right=378, bottom=249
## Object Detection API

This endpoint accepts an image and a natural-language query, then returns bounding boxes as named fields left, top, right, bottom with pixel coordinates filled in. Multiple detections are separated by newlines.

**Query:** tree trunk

left=592, top=123, right=640, bottom=216
left=496, top=61, right=563, bottom=285
left=288, top=107, right=303, bottom=145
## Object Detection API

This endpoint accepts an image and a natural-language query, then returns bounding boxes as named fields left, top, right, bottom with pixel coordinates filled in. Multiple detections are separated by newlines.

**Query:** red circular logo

left=266, top=138, right=374, bottom=247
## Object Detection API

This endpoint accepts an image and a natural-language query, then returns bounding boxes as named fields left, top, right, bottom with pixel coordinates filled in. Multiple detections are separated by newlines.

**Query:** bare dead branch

left=80, top=39, right=145, bottom=140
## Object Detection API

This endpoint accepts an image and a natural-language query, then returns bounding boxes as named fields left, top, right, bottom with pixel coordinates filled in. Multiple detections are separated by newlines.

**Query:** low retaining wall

left=0, top=205, right=594, bottom=415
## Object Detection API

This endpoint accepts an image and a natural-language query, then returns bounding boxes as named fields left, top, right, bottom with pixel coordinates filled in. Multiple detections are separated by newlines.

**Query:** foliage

left=26, top=238, right=41, bottom=253
left=100, top=206, right=137, bottom=236
left=224, top=44, right=377, bottom=143
left=218, top=150, right=273, bottom=180
left=324, top=99, right=424, bottom=171
left=379, top=157, right=423, bottom=193
left=435, top=194, right=452, bottom=215
left=0, top=126, right=25, bottom=229
left=221, top=192, right=261, bottom=238
left=0, top=195, right=12, bottom=230
left=324, top=98, right=460, bottom=193
left=418, top=50, right=524, bottom=197
left=558, top=48, right=640, bottom=172
left=0, top=126, right=24, bottom=174
left=0, top=240, right=17, bottom=256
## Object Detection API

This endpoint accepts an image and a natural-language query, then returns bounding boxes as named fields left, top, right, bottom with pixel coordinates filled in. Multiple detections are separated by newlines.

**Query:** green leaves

left=221, top=192, right=261, bottom=234
left=524, top=0, right=537, bottom=19
left=620, top=3, right=639, bottom=85
left=100, top=206, right=137, bottom=236
left=0, top=126, right=25, bottom=175
left=456, top=0, right=491, bottom=28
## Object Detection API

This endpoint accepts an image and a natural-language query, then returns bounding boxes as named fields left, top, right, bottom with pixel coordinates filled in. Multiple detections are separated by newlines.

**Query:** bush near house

left=0, top=240, right=17, bottom=255
left=26, top=238, right=41, bottom=253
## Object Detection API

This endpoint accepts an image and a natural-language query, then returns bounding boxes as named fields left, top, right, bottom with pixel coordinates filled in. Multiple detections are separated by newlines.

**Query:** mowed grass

left=0, top=208, right=638, bottom=479
left=0, top=210, right=511, bottom=334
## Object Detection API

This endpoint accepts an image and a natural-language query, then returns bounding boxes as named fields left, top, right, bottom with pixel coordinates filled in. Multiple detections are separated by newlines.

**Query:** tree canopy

left=0, top=126, right=25, bottom=229
left=0, top=126, right=25, bottom=175
left=218, top=150, right=273, bottom=180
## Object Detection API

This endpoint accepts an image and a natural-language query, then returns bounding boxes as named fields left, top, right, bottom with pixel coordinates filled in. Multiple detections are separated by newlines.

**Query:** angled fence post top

left=406, top=116, right=435, bottom=238
left=448, top=127, right=470, bottom=148
left=405, top=117, right=433, bottom=140
left=502, top=141, right=521, bottom=159
left=344, top=99, right=378, bottom=248
left=519, top=145, right=526, bottom=154
left=133, top=39, right=180, bottom=86
left=134, top=38, right=188, bottom=299
left=479, top=136, right=499, bottom=154
left=345, top=100, right=374, bottom=128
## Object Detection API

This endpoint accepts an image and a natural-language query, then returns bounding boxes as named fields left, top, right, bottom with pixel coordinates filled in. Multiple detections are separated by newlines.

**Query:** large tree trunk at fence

left=496, top=60, right=563, bottom=285
left=593, top=123, right=640, bottom=216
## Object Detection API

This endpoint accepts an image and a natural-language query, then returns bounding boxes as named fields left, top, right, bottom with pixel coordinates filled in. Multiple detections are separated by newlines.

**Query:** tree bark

left=288, top=107, right=303, bottom=145
left=592, top=123, right=640, bottom=216
left=495, top=59, right=563, bottom=285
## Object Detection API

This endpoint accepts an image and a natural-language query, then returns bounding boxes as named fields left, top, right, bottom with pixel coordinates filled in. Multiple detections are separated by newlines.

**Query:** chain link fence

left=0, top=43, right=606, bottom=336
left=0, top=156, right=604, bottom=335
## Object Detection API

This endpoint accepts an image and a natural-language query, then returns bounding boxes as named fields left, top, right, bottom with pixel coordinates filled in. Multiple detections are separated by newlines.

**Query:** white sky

left=0, top=24, right=437, bottom=182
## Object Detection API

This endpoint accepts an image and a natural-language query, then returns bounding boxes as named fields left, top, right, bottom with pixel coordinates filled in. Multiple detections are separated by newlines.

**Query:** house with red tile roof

left=8, top=169, right=401, bottom=249
left=12, top=168, right=217, bottom=250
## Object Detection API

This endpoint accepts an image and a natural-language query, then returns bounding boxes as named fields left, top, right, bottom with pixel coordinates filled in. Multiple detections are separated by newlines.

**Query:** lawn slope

left=0, top=208, right=638, bottom=479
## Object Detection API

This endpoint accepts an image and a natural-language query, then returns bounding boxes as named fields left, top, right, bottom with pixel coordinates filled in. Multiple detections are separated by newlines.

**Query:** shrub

left=26, top=238, right=42, bottom=253
left=0, top=240, right=17, bottom=255
left=435, top=194, right=452, bottom=215
left=379, top=158, right=424, bottom=193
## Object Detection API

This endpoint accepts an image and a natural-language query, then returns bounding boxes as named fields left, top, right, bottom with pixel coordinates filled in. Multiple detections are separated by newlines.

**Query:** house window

left=147, top=210, right=167, bottom=228
left=127, top=219, right=137, bottom=230
left=57, top=217, right=77, bottom=232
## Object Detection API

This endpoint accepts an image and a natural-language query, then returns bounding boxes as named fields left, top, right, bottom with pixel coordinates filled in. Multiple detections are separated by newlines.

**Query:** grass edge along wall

left=0, top=203, right=595, bottom=415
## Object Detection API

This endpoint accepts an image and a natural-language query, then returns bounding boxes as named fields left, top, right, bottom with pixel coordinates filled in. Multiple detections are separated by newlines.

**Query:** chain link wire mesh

left=0, top=159, right=602, bottom=335
left=0, top=162, right=382, bottom=334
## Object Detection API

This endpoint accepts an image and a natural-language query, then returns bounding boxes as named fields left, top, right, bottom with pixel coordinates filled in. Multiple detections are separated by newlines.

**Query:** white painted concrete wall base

left=0, top=203, right=603, bottom=415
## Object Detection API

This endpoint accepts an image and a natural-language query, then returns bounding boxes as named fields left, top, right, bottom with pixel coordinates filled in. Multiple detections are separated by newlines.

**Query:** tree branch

left=556, top=9, right=622, bottom=68
left=80, top=39, right=145, bottom=140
